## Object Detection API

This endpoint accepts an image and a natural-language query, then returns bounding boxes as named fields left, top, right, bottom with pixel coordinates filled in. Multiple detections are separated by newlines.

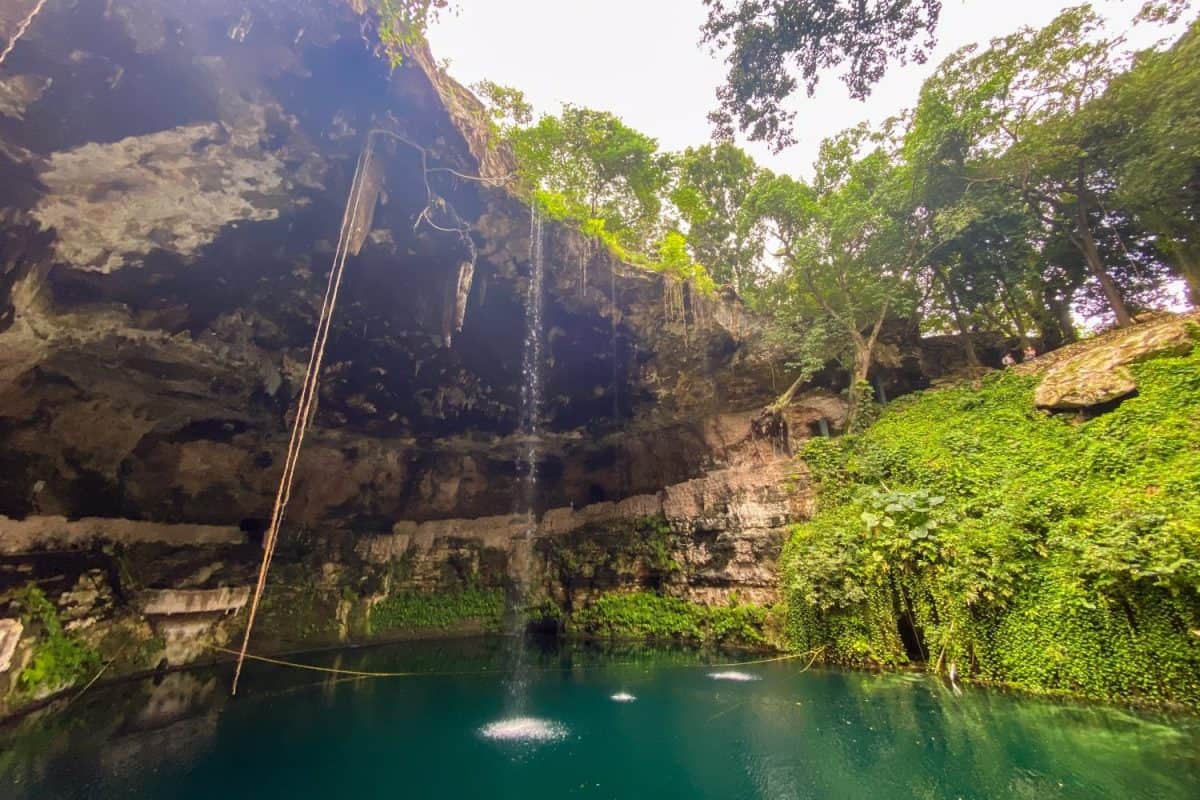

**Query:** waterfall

left=517, top=205, right=545, bottom=526
left=610, top=265, right=619, bottom=421
left=504, top=203, right=545, bottom=711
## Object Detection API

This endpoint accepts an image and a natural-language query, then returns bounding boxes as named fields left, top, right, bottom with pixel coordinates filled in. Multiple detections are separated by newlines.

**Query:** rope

left=221, top=647, right=426, bottom=678
left=229, top=130, right=508, bottom=695
left=232, top=136, right=376, bottom=695
left=0, top=0, right=48, bottom=66
left=219, top=643, right=822, bottom=683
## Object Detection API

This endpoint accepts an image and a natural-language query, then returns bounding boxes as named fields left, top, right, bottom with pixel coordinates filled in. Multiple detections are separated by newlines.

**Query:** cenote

left=3, top=1, right=1200, bottom=797
left=4, top=639, right=1200, bottom=799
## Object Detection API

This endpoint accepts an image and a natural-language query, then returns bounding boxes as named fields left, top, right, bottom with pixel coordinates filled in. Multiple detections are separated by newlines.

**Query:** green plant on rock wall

left=544, top=516, right=682, bottom=585
left=780, top=346, right=1200, bottom=706
left=571, top=591, right=767, bottom=647
left=368, top=586, right=504, bottom=634
left=637, top=516, right=682, bottom=575
left=16, top=586, right=101, bottom=697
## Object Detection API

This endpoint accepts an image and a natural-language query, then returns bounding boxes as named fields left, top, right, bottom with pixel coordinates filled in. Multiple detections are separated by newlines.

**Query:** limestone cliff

left=0, top=0, right=801, bottom=713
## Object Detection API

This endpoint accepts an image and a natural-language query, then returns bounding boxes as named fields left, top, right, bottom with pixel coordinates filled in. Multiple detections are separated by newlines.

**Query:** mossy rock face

left=1033, top=315, right=1198, bottom=410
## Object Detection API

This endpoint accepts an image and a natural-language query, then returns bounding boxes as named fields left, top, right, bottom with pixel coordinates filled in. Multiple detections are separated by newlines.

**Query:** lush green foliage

left=539, top=515, right=682, bottom=588
left=571, top=591, right=767, bottom=647
left=509, top=106, right=670, bottom=251
left=781, top=344, right=1200, bottom=705
left=701, top=0, right=942, bottom=151
left=752, top=127, right=931, bottom=423
left=468, top=92, right=733, bottom=295
left=465, top=7, right=1196, bottom=387
left=671, top=143, right=770, bottom=294
left=1099, top=14, right=1200, bottom=303
left=17, top=586, right=101, bottom=696
left=368, top=587, right=504, bottom=634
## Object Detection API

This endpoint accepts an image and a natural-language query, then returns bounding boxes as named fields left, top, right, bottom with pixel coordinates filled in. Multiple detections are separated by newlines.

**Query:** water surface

left=3, top=637, right=1198, bottom=799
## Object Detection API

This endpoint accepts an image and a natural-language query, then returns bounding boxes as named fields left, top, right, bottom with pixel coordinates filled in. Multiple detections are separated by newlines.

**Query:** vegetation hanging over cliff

left=467, top=5, right=1199, bottom=432
left=779, top=330, right=1200, bottom=705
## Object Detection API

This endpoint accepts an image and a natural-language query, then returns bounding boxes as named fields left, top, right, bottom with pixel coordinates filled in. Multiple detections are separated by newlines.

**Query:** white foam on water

left=479, top=717, right=568, bottom=743
left=707, top=671, right=761, bottom=682
left=610, top=692, right=637, bottom=702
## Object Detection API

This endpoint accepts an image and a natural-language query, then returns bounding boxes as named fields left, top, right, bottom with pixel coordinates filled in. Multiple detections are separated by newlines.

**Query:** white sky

left=427, top=0, right=1186, bottom=179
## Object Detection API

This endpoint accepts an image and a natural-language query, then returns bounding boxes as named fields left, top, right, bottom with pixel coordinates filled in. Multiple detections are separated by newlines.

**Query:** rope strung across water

left=0, top=0, right=48, bottom=66
left=218, top=644, right=822, bottom=683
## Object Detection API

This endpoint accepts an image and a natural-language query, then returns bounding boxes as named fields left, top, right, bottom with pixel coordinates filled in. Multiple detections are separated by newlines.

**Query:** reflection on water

left=2, top=637, right=1198, bottom=800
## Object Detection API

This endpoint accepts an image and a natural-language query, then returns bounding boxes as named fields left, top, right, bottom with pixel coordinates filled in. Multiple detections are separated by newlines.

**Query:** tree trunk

left=1175, top=247, right=1200, bottom=308
left=846, top=338, right=872, bottom=430
left=1054, top=298, right=1078, bottom=344
left=934, top=265, right=978, bottom=367
left=1036, top=286, right=1076, bottom=350
left=1072, top=203, right=1134, bottom=327
left=996, top=277, right=1032, bottom=349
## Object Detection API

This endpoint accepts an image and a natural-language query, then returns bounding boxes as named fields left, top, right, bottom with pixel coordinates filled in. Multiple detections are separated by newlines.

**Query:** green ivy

left=571, top=591, right=767, bottom=647
left=16, top=586, right=101, bottom=697
left=781, top=346, right=1200, bottom=706
left=368, top=587, right=504, bottom=634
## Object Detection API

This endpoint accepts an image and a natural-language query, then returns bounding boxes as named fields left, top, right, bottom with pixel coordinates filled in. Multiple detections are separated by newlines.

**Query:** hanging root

left=0, top=0, right=48, bottom=67
left=750, top=374, right=806, bottom=451
left=231, top=128, right=512, bottom=692
left=233, top=135, right=378, bottom=696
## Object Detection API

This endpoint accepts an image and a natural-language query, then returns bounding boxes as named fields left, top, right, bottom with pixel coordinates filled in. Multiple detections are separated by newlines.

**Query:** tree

left=1098, top=17, right=1200, bottom=303
left=752, top=129, right=928, bottom=426
left=509, top=106, right=671, bottom=252
left=903, top=69, right=1063, bottom=354
left=917, top=6, right=1147, bottom=326
left=701, top=0, right=943, bottom=151
left=670, top=143, right=770, bottom=295
left=471, top=80, right=533, bottom=132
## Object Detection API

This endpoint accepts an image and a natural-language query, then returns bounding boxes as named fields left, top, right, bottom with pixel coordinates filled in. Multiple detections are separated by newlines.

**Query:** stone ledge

left=139, top=587, right=251, bottom=616
left=360, top=456, right=802, bottom=564
left=1023, top=311, right=1199, bottom=410
left=0, top=515, right=246, bottom=554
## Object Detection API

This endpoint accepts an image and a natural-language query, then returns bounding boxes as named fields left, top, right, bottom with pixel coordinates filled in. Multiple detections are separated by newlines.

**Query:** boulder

left=1033, top=315, right=1198, bottom=410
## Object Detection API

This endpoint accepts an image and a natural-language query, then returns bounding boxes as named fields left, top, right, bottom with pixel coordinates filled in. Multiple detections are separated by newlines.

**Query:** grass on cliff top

left=782, top=343, right=1200, bottom=705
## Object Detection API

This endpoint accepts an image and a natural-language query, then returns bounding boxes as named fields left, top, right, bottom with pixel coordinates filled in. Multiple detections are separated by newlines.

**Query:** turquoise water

left=3, top=637, right=1199, bottom=799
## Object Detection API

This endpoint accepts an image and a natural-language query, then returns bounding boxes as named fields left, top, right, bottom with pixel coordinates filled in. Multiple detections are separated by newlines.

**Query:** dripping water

left=610, top=264, right=619, bottom=421
left=503, top=203, right=545, bottom=713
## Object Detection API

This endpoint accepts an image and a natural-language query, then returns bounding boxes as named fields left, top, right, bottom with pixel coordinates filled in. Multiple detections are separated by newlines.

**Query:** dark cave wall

left=0, top=0, right=779, bottom=535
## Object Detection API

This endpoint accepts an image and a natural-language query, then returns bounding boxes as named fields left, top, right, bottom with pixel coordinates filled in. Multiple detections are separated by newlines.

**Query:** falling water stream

left=610, top=263, right=619, bottom=422
left=487, top=204, right=550, bottom=740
